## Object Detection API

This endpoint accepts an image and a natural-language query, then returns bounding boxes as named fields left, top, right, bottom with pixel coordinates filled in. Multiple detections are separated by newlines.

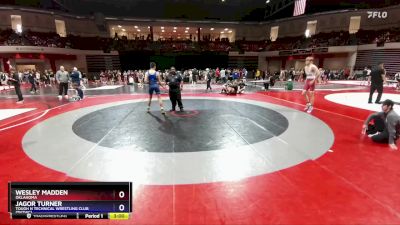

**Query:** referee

left=166, top=67, right=184, bottom=112
left=368, top=62, right=386, bottom=104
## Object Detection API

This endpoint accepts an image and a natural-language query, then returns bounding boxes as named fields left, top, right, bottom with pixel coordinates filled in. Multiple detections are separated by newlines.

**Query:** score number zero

left=119, top=190, right=125, bottom=211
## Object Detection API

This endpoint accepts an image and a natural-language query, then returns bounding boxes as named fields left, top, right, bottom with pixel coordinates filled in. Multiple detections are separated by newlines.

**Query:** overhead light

left=161, top=26, right=164, bottom=29
left=228, top=30, right=232, bottom=33
left=162, top=30, right=165, bottom=32
left=221, top=31, right=224, bottom=34
left=122, top=28, right=126, bottom=31
left=305, top=29, right=310, bottom=37
left=186, top=27, right=190, bottom=30
left=112, top=27, right=114, bottom=30
left=137, top=29, right=141, bottom=32
left=148, top=26, right=150, bottom=29
left=210, top=28, right=214, bottom=30
left=224, top=28, right=228, bottom=31
left=173, top=30, right=176, bottom=32
left=118, top=25, right=122, bottom=28
left=174, top=27, right=177, bottom=29
left=134, top=26, right=138, bottom=28
left=266, top=0, right=270, bottom=3
left=185, top=30, right=188, bottom=33
left=222, top=0, right=225, bottom=2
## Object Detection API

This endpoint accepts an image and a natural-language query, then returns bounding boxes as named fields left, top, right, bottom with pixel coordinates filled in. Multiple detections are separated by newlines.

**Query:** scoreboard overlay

left=8, top=182, right=132, bottom=220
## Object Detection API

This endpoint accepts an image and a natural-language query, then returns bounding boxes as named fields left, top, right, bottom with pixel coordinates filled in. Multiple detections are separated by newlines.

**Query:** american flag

left=293, top=0, right=307, bottom=16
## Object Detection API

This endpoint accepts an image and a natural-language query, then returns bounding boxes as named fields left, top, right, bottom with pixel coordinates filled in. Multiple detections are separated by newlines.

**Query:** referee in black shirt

left=8, top=68, right=24, bottom=104
left=368, top=62, right=386, bottom=104
left=166, top=67, right=184, bottom=112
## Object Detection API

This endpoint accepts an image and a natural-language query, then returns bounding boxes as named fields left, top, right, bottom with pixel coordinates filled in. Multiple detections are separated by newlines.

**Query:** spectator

left=56, top=66, right=70, bottom=100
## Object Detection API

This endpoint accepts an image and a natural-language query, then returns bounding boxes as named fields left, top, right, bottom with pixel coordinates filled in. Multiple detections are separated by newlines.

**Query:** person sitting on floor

left=220, top=80, right=231, bottom=94
left=362, top=99, right=400, bottom=151
left=237, top=80, right=246, bottom=94
left=221, top=80, right=238, bottom=95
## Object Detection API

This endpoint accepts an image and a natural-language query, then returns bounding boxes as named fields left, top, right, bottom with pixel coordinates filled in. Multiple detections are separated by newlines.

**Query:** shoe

left=180, top=108, right=184, bottom=112
left=307, top=105, right=313, bottom=113
left=64, top=95, right=69, bottom=99
left=169, top=109, right=175, bottom=112
left=147, top=107, right=150, bottom=113
left=368, top=132, right=380, bottom=137
left=161, top=109, right=165, bottom=115
left=16, top=100, right=24, bottom=104
left=375, top=101, right=382, bottom=104
left=368, top=101, right=372, bottom=104
left=304, top=103, right=311, bottom=111
left=30, top=91, right=34, bottom=94
left=58, top=95, right=62, bottom=100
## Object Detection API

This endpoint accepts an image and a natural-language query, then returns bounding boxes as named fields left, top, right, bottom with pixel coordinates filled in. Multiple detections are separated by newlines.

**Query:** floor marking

left=0, top=108, right=36, bottom=121
left=257, top=93, right=365, bottom=122
left=0, top=104, right=70, bottom=132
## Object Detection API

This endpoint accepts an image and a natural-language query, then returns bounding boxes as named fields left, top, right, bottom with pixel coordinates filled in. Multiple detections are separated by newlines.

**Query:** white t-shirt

left=220, top=70, right=226, bottom=78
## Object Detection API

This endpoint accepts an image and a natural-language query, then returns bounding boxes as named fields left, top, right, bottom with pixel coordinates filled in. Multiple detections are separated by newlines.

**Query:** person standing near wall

left=206, top=69, right=212, bottom=92
left=70, top=67, right=84, bottom=100
left=28, top=70, right=37, bottom=94
left=56, top=66, right=70, bottom=100
left=8, top=68, right=24, bottom=104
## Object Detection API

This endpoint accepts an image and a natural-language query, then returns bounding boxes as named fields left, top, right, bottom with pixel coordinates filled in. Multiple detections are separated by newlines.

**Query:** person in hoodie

left=362, top=99, right=400, bottom=151
left=70, top=67, right=83, bottom=100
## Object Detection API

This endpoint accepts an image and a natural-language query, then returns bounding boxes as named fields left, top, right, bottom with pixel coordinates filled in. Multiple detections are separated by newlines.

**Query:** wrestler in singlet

left=302, top=56, right=320, bottom=113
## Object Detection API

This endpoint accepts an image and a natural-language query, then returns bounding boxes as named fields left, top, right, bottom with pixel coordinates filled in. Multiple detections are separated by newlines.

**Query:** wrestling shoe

left=368, top=132, right=380, bottom=137
left=307, top=105, right=314, bottom=113
left=304, top=103, right=311, bottom=111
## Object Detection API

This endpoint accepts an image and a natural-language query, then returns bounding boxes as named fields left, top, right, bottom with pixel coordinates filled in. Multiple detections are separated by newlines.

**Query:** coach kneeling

left=362, top=99, right=400, bottom=150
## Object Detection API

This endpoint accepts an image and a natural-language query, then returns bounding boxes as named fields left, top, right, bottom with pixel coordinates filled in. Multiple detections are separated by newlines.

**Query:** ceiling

left=1, top=0, right=400, bottom=21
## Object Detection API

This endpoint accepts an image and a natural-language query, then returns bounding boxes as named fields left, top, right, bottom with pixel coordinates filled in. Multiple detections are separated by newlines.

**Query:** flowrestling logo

left=367, top=11, right=388, bottom=19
